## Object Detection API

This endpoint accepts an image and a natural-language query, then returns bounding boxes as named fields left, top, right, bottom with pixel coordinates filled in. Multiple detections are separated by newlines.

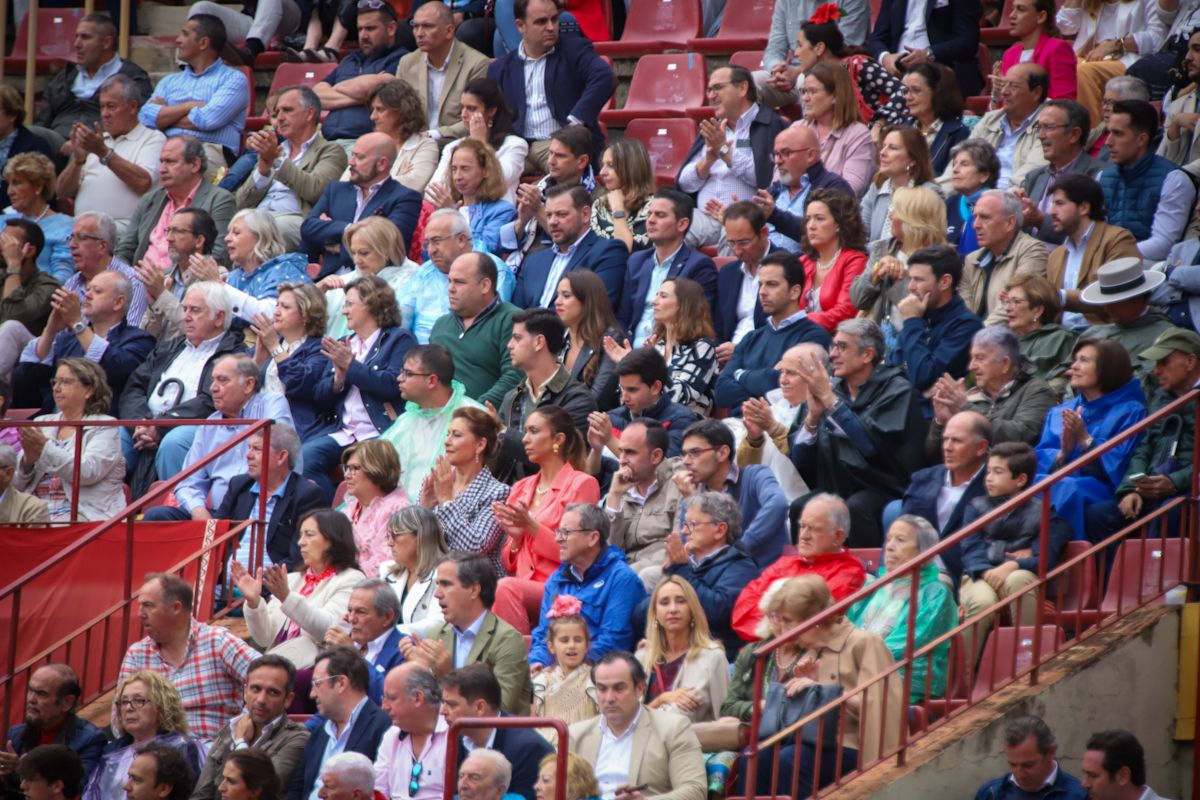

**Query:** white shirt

left=733, top=262, right=759, bottom=343
left=935, top=465, right=982, bottom=531
left=518, top=43, right=557, bottom=141
left=633, top=245, right=683, bottom=345
left=426, top=43, right=454, bottom=133
left=1060, top=222, right=1094, bottom=331
left=148, top=333, right=224, bottom=416
left=75, top=123, right=166, bottom=223
left=251, top=131, right=319, bottom=213
left=461, top=728, right=497, bottom=753
left=365, top=627, right=395, bottom=664
left=898, top=0, right=932, bottom=52
left=677, top=103, right=760, bottom=213
left=595, top=706, right=642, bottom=800
left=538, top=231, right=589, bottom=307
left=453, top=611, right=487, bottom=668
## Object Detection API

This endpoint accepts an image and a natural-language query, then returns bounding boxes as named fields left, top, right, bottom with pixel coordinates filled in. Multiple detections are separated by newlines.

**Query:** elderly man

left=135, top=207, right=221, bottom=340
left=487, top=0, right=613, bottom=172
left=116, top=136, right=235, bottom=267
left=34, top=14, right=152, bottom=140
left=457, top=751, right=518, bottom=800
left=55, top=74, right=165, bottom=234
left=59, top=212, right=148, bottom=328
left=0, top=665, right=104, bottom=791
left=0, top=221, right=61, bottom=381
left=960, top=191, right=1048, bottom=325
left=1099, top=100, right=1196, bottom=263
left=1081, top=259, right=1175, bottom=384
left=191, top=655, right=310, bottom=800
left=429, top=252, right=523, bottom=407
left=142, top=353, right=294, bottom=520
left=375, top=664, right=450, bottom=800
left=441, top=665, right=552, bottom=800
left=678, top=66, right=786, bottom=247
left=927, top=326, right=1058, bottom=458
left=398, top=3, right=490, bottom=143
left=732, top=493, right=867, bottom=640
left=301, top=132, right=422, bottom=277
left=1018, top=100, right=1106, bottom=245
left=569, top=652, right=706, bottom=800
left=1088, top=76, right=1150, bottom=161
left=118, top=572, right=257, bottom=740
left=527, top=504, right=645, bottom=669
left=1081, top=731, right=1168, bottom=800
left=123, top=745, right=195, bottom=800
left=138, top=16, right=250, bottom=172
left=324, top=579, right=407, bottom=704
left=0, top=441, right=50, bottom=523
left=790, top=319, right=926, bottom=547
left=404, top=553, right=532, bottom=716
left=755, top=125, right=855, bottom=253
left=235, top=86, right=347, bottom=250
left=974, top=716, right=1086, bottom=800
left=1045, top=175, right=1141, bottom=330
left=948, top=63, right=1048, bottom=190
left=287, top=648, right=391, bottom=800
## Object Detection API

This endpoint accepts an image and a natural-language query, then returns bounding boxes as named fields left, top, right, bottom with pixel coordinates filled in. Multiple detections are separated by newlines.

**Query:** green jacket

left=429, top=610, right=533, bottom=715
left=1083, top=312, right=1176, bottom=391
left=722, top=638, right=770, bottom=723
left=429, top=299, right=524, bottom=407
left=1115, top=384, right=1195, bottom=497
left=0, top=268, right=61, bottom=334
left=1019, top=323, right=1077, bottom=399
left=925, top=362, right=1058, bottom=461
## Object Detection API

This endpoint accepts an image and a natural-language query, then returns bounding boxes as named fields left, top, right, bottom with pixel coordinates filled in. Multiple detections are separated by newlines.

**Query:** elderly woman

left=1, top=152, right=72, bottom=281
left=860, top=127, right=939, bottom=246
left=222, top=209, right=311, bottom=320
left=320, top=216, right=418, bottom=340
left=797, top=63, right=876, bottom=197
left=235, top=509, right=366, bottom=668
left=636, top=576, right=730, bottom=722
left=15, top=359, right=125, bottom=521
left=945, top=140, right=1001, bottom=256
left=800, top=189, right=869, bottom=332
left=901, top=64, right=968, bottom=173
left=338, top=80, right=438, bottom=193
left=429, top=79, right=528, bottom=206
left=427, top=139, right=517, bottom=255
left=301, top=274, right=416, bottom=502
left=378, top=505, right=448, bottom=634
left=1005, top=273, right=1079, bottom=397
left=339, top=439, right=411, bottom=575
left=251, top=282, right=327, bottom=439
left=1036, top=339, right=1147, bottom=535
left=86, top=671, right=206, bottom=800
left=591, top=139, right=657, bottom=251
left=847, top=515, right=957, bottom=702
left=534, top=753, right=600, bottom=800
left=0, top=86, right=55, bottom=203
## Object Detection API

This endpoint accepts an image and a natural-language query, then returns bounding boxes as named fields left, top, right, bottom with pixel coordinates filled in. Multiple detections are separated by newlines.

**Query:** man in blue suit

left=618, top=189, right=718, bottom=345
left=511, top=184, right=627, bottom=310
left=868, top=0, right=983, bottom=97
left=300, top=132, right=422, bottom=278
left=487, top=0, right=613, bottom=171
left=285, top=647, right=391, bottom=800
left=714, top=201, right=775, bottom=360
left=328, top=580, right=406, bottom=706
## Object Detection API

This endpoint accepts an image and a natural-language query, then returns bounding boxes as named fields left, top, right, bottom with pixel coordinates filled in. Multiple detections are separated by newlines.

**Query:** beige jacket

left=243, top=567, right=365, bottom=668
left=235, top=132, right=348, bottom=214
left=961, top=231, right=1049, bottom=325
left=606, top=459, right=684, bottom=571
left=940, top=107, right=1047, bottom=191
left=0, top=486, right=50, bottom=524
left=569, top=705, right=706, bottom=800
left=1158, top=85, right=1200, bottom=178
left=395, top=42, right=491, bottom=140
left=636, top=642, right=730, bottom=723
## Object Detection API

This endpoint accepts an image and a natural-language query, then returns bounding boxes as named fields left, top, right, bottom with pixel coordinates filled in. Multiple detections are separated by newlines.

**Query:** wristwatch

left=72, top=321, right=87, bottom=335
left=612, top=210, right=627, bottom=219
left=100, top=148, right=115, bottom=167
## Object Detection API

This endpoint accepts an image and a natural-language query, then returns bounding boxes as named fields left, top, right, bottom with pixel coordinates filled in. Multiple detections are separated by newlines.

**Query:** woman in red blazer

left=490, top=405, right=600, bottom=634
left=799, top=189, right=869, bottom=333
left=999, top=0, right=1078, bottom=101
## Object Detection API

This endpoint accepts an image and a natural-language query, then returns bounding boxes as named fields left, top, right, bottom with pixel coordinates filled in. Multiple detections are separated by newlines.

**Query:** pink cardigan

left=1001, top=34, right=1078, bottom=100
left=500, top=463, right=600, bottom=582
left=802, top=249, right=869, bottom=332
left=795, top=120, right=876, bottom=198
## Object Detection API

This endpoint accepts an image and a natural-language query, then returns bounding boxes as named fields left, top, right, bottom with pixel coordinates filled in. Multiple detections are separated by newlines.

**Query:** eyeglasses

left=680, top=520, right=716, bottom=533
left=705, top=82, right=731, bottom=95
left=726, top=237, right=757, bottom=249
left=343, top=463, right=362, bottom=475
left=66, top=233, right=105, bottom=243
left=771, top=147, right=808, bottom=161
left=829, top=340, right=852, bottom=352
left=399, top=369, right=432, bottom=380
left=553, top=527, right=593, bottom=540
left=409, top=762, right=423, bottom=796
left=51, top=377, right=81, bottom=387
left=421, top=235, right=456, bottom=248
left=679, top=446, right=715, bottom=460
left=311, top=674, right=344, bottom=688
left=118, top=697, right=150, bottom=710
left=1031, top=122, right=1068, bottom=134
left=387, top=529, right=416, bottom=542
left=165, top=226, right=194, bottom=236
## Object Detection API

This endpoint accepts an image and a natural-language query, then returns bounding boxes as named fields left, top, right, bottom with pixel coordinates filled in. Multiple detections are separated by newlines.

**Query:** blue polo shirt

left=321, top=41, right=408, bottom=139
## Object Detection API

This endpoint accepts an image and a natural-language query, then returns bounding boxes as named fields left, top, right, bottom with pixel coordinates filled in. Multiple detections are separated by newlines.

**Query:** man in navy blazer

left=327, top=580, right=407, bottom=706
left=869, top=0, right=983, bottom=97
left=286, top=647, right=391, bottom=800
left=300, top=132, right=422, bottom=278
left=486, top=0, right=613, bottom=170
left=714, top=201, right=776, bottom=357
left=617, top=189, right=718, bottom=344
left=511, top=184, right=627, bottom=309
left=762, top=126, right=855, bottom=249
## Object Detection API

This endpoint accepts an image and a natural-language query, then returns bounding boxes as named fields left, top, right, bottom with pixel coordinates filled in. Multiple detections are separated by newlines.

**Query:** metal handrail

left=444, top=718, right=568, bottom=800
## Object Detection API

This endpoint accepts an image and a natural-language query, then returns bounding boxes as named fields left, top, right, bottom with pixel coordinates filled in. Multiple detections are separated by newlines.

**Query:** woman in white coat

left=15, top=359, right=125, bottom=521
left=636, top=575, right=730, bottom=723
left=378, top=505, right=448, bottom=635
left=234, top=509, right=365, bottom=668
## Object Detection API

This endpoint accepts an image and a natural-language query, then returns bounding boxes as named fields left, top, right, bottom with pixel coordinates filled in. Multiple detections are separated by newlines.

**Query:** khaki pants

left=525, top=140, right=552, bottom=175
left=1076, top=60, right=1126, bottom=136
left=753, top=69, right=800, bottom=109
left=960, top=569, right=1039, bottom=660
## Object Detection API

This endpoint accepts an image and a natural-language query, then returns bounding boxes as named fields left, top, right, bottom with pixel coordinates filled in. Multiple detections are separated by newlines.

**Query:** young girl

left=531, top=596, right=598, bottom=739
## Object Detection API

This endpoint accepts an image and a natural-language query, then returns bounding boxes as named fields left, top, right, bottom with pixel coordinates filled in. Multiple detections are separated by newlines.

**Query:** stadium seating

left=594, top=0, right=703, bottom=56
left=687, top=0, right=777, bottom=53
left=728, top=51, right=766, bottom=72
left=4, top=7, right=84, bottom=73
left=1099, top=538, right=1191, bottom=615
left=980, top=0, right=1017, bottom=45
left=246, top=62, right=339, bottom=130
left=969, top=624, right=1066, bottom=702
left=599, top=54, right=708, bottom=127
left=624, top=118, right=699, bottom=186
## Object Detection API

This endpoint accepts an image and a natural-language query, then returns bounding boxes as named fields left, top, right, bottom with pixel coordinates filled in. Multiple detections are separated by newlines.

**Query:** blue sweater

left=713, top=314, right=832, bottom=408
left=608, top=393, right=700, bottom=457
left=888, top=294, right=982, bottom=414
left=974, top=767, right=1087, bottom=800
left=726, top=464, right=790, bottom=568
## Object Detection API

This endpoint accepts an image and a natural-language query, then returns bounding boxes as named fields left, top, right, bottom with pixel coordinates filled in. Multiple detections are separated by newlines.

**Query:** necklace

left=816, top=248, right=841, bottom=271
left=534, top=483, right=551, bottom=495
left=28, top=205, right=50, bottom=221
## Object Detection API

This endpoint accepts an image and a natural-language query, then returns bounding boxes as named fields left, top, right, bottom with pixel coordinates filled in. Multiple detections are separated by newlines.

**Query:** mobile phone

left=1128, top=473, right=1148, bottom=482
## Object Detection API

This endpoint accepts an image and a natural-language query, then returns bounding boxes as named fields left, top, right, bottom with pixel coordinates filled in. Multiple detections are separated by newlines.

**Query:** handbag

left=759, top=681, right=843, bottom=749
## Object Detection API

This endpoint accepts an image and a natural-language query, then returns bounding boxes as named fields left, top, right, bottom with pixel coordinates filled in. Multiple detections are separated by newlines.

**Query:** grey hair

left=972, top=325, right=1021, bottom=369
left=679, top=491, right=741, bottom=542
left=219, top=353, right=263, bottom=393
left=428, top=207, right=471, bottom=237
left=565, top=503, right=611, bottom=547
left=465, top=749, right=513, bottom=793
left=979, top=189, right=1024, bottom=229
left=835, top=318, right=885, bottom=365
left=1005, top=716, right=1057, bottom=754
left=949, top=139, right=1001, bottom=185
left=387, top=506, right=448, bottom=579
left=810, top=492, right=851, bottom=535
left=99, top=73, right=141, bottom=105
left=321, top=752, right=376, bottom=794
left=0, top=441, right=16, bottom=469
left=230, top=208, right=287, bottom=265
left=101, top=269, right=134, bottom=308
left=353, top=578, right=402, bottom=623
left=1104, top=75, right=1149, bottom=102
left=892, top=514, right=940, bottom=554
left=255, top=422, right=300, bottom=470
left=404, top=664, right=443, bottom=704
left=185, top=281, right=233, bottom=331
left=790, top=342, right=832, bottom=374
left=280, top=84, right=322, bottom=117
left=77, top=211, right=118, bottom=251
left=169, top=134, right=208, bottom=173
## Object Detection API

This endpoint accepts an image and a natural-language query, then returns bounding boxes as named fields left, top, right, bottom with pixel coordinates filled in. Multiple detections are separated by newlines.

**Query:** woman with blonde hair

left=636, top=576, right=729, bottom=722
left=320, top=216, right=418, bottom=339
left=339, top=79, right=438, bottom=193
left=222, top=209, right=311, bottom=319
left=1, top=150, right=72, bottom=280
left=251, top=282, right=328, bottom=437
left=796, top=62, right=875, bottom=197
left=378, top=505, right=449, bottom=634
left=85, top=671, right=206, bottom=800
left=427, top=138, right=517, bottom=255
left=534, top=753, right=600, bottom=800
left=339, top=438, right=411, bottom=575
left=591, top=139, right=658, bottom=251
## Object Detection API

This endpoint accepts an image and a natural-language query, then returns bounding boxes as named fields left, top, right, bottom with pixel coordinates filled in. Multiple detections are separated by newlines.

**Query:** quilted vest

left=1099, top=152, right=1178, bottom=242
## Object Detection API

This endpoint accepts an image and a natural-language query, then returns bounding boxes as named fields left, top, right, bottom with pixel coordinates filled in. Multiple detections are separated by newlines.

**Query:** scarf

left=279, top=566, right=336, bottom=642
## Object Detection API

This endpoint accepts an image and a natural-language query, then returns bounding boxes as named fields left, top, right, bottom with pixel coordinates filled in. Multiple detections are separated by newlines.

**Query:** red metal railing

left=0, top=416, right=273, bottom=728
left=444, top=718, right=568, bottom=800
left=737, top=388, right=1200, bottom=799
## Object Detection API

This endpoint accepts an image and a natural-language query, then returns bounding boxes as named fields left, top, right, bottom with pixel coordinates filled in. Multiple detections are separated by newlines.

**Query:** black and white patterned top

left=853, top=57, right=915, bottom=129
left=655, top=336, right=721, bottom=415
left=431, top=467, right=511, bottom=577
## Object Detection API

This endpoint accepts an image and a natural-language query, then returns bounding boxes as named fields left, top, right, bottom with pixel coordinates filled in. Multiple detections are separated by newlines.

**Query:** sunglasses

left=409, top=762, right=423, bottom=796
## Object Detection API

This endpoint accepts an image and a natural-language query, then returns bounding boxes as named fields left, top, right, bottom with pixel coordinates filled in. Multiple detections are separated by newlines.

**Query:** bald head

left=348, top=132, right=398, bottom=187
left=942, top=410, right=992, bottom=474
left=775, top=125, right=820, bottom=187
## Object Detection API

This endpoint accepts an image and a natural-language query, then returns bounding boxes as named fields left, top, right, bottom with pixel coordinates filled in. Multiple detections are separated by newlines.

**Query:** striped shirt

left=138, top=60, right=249, bottom=152
left=63, top=257, right=149, bottom=329
left=518, top=44, right=557, bottom=140
left=678, top=103, right=761, bottom=212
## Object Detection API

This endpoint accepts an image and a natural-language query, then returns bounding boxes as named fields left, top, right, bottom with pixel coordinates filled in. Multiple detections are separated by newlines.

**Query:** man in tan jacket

left=0, top=441, right=49, bottom=524
left=961, top=190, right=1048, bottom=325
left=397, top=3, right=490, bottom=143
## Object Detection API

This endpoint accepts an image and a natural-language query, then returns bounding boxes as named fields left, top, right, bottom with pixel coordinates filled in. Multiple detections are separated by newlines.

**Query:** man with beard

left=1159, top=29, right=1200, bottom=174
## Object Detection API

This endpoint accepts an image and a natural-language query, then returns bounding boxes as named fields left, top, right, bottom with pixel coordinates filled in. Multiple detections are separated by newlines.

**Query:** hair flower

left=809, top=3, right=842, bottom=24
left=547, top=594, right=584, bottom=618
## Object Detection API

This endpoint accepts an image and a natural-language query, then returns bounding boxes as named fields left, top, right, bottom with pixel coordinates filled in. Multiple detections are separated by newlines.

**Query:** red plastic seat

left=246, top=62, right=339, bottom=130
left=688, top=0, right=776, bottom=53
left=333, top=480, right=349, bottom=508
left=1100, top=538, right=1190, bottom=615
left=923, top=632, right=971, bottom=718
left=594, top=0, right=702, bottom=56
left=981, top=0, right=1017, bottom=44
left=623, top=118, right=698, bottom=186
left=6, top=408, right=40, bottom=420
left=970, top=624, right=1066, bottom=702
left=4, top=7, right=83, bottom=73
left=729, top=50, right=766, bottom=72
left=599, top=55, right=707, bottom=127
left=1048, top=541, right=1100, bottom=632
left=965, top=95, right=991, bottom=115
left=848, top=547, right=880, bottom=575
left=714, top=256, right=738, bottom=270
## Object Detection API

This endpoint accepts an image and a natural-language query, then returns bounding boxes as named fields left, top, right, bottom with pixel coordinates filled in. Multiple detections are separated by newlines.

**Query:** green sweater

left=429, top=299, right=524, bottom=407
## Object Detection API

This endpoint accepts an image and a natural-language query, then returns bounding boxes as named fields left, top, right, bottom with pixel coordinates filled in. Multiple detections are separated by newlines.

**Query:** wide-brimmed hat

left=1080, top=257, right=1165, bottom=305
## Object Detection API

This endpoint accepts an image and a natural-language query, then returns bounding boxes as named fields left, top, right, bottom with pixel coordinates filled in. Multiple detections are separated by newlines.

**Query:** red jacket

left=1001, top=34, right=1078, bottom=101
left=801, top=249, right=869, bottom=333
left=731, top=550, right=867, bottom=641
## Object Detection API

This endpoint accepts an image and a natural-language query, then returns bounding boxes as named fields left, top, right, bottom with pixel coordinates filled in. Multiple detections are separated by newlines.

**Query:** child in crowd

left=531, top=596, right=598, bottom=739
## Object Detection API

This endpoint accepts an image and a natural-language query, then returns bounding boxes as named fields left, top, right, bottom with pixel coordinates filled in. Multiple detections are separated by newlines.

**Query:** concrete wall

left=862, top=608, right=1186, bottom=800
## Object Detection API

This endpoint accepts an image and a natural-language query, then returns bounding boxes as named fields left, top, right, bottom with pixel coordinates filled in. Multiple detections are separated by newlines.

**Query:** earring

left=552, top=443, right=560, bottom=454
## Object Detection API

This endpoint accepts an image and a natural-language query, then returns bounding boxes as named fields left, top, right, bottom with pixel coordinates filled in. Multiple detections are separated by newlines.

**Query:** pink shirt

left=373, top=716, right=449, bottom=800
left=500, top=463, right=601, bottom=582
left=332, top=328, right=383, bottom=446
left=145, top=181, right=201, bottom=268
left=795, top=120, right=876, bottom=198
left=1001, top=34, right=1078, bottom=101
left=344, top=487, right=411, bottom=575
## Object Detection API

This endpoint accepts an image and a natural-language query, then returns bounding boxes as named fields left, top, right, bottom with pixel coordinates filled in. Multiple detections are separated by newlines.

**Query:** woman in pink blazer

left=1000, top=0, right=1079, bottom=101
left=799, top=189, right=870, bottom=332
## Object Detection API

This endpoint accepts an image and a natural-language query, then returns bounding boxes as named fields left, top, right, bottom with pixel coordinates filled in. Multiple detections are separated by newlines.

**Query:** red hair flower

left=809, top=3, right=842, bottom=24
left=547, top=594, right=583, bottom=618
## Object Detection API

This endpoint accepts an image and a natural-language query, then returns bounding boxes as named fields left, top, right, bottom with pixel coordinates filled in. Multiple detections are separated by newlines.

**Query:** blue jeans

left=301, top=434, right=346, bottom=503
left=156, top=426, right=198, bottom=480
